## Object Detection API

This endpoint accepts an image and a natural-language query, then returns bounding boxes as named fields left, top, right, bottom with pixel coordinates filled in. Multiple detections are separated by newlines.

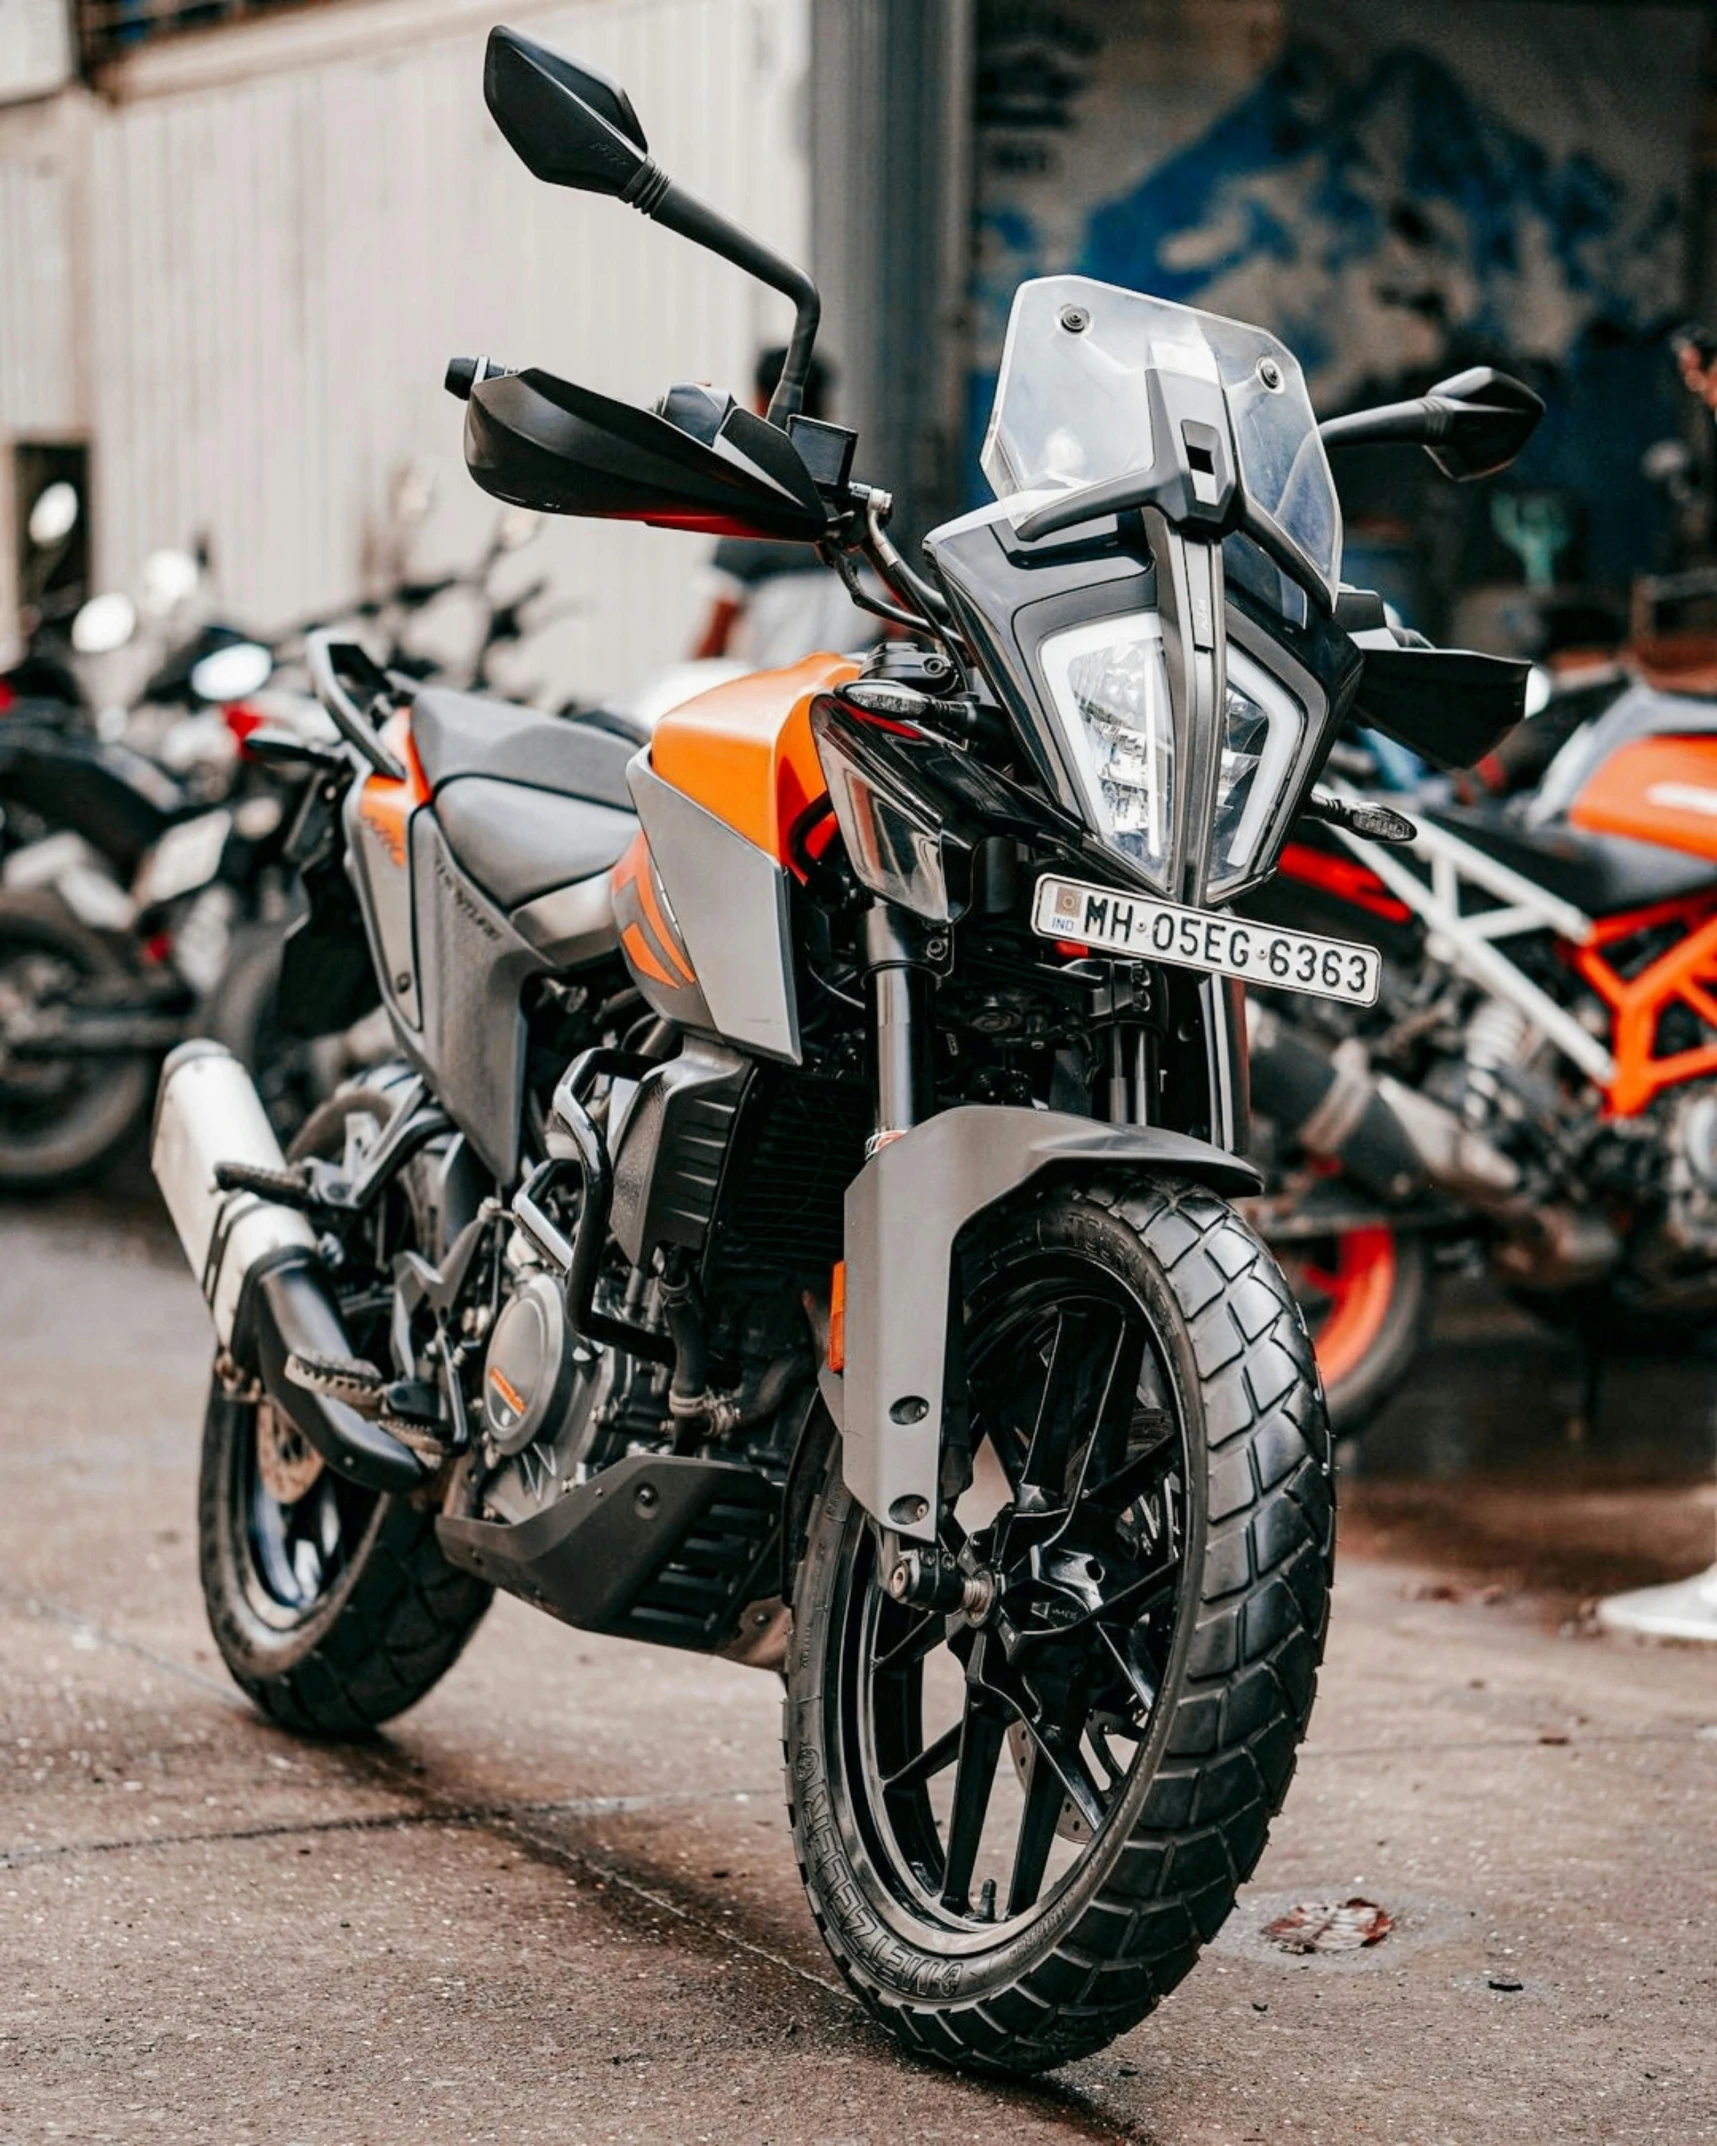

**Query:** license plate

left=1032, top=874, right=1381, bottom=1007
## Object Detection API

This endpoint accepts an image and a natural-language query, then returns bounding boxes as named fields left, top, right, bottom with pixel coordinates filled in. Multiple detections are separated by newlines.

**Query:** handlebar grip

left=444, top=355, right=512, bottom=402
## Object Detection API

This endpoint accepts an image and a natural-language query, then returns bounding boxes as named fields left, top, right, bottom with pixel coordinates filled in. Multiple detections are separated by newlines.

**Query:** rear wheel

left=785, top=1177, right=1333, bottom=2074
left=0, top=891, right=155, bottom=1189
left=197, top=1088, right=491, bottom=1734
left=1278, top=1220, right=1430, bottom=1435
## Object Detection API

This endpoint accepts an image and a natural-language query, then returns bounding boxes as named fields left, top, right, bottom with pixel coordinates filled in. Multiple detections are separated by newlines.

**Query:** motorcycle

left=0, top=509, right=566, bottom=1190
left=1245, top=658, right=1717, bottom=1431
left=148, top=26, right=1534, bottom=2073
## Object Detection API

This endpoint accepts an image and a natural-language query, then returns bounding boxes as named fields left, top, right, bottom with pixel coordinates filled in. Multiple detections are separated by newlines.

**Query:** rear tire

left=196, top=1086, right=491, bottom=1734
left=784, top=1177, right=1333, bottom=2074
left=1279, top=1221, right=1431, bottom=1435
left=198, top=1384, right=491, bottom=1735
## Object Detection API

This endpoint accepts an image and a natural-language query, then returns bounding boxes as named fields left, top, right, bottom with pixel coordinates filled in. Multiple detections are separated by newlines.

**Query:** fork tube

left=862, top=905, right=935, bottom=1154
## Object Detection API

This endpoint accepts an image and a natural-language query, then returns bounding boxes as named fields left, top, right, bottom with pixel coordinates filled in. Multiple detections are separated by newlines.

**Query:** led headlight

left=1208, top=643, right=1305, bottom=896
left=1039, top=613, right=1176, bottom=887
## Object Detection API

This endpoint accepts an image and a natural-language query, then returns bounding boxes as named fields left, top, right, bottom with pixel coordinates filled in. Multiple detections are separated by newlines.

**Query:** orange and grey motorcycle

left=149, top=28, right=1534, bottom=2073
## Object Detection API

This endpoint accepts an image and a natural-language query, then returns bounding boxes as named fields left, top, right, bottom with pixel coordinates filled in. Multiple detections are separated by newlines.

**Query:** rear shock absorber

left=1462, top=996, right=1530, bottom=1123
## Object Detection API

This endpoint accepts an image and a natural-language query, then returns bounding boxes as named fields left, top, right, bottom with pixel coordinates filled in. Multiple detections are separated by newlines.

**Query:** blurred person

left=690, top=348, right=873, bottom=666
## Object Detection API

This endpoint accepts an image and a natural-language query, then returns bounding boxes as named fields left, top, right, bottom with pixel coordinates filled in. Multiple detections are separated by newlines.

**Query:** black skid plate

left=436, top=1452, right=779, bottom=1653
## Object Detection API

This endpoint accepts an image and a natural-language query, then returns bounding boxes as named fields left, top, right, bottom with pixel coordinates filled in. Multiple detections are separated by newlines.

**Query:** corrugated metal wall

left=1, top=0, right=809, bottom=700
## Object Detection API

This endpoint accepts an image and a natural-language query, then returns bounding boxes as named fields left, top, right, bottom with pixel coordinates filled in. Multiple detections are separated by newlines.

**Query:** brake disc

left=255, top=1397, right=325, bottom=1506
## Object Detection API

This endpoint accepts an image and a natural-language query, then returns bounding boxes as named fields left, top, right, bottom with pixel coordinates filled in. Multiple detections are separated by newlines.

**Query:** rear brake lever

left=1301, top=790, right=1417, bottom=845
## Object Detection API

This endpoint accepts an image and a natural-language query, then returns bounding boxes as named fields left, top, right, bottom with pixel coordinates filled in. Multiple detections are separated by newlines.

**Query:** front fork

left=861, top=903, right=942, bottom=1153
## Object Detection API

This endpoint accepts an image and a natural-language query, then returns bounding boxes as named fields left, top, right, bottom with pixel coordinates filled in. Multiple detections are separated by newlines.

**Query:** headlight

left=1039, top=613, right=1176, bottom=888
left=1208, top=645, right=1305, bottom=896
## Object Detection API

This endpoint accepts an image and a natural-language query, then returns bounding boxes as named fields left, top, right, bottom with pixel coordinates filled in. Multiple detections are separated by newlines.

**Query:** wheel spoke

left=883, top=1717, right=962, bottom=1795
left=874, top=1608, right=947, bottom=1675
left=1095, top=1558, right=1179, bottom=1630
left=939, top=1694, right=1006, bottom=1913
left=1018, top=1306, right=1109, bottom=1501
left=1014, top=1714, right=1106, bottom=1837
left=1096, top=1621, right=1159, bottom=1714
left=1006, top=1737, right=1068, bottom=1915
left=1083, top=1320, right=1151, bottom=1484
left=1084, top=1414, right=1174, bottom=1512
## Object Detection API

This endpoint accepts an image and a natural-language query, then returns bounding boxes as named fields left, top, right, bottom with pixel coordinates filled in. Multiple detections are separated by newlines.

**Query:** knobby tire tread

left=199, top=1086, right=491, bottom=1737
left=784, top=1178, right=1335, bottom=2075
left=232, top=1504, right=491, bottom=1738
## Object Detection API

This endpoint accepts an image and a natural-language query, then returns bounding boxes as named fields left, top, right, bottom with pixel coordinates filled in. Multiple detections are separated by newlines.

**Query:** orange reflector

left=828, top=1260, right=846, bottom=1373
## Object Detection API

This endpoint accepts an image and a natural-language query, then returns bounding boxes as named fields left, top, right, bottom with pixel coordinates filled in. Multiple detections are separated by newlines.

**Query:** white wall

left=0, top=0, right=810, bottom=701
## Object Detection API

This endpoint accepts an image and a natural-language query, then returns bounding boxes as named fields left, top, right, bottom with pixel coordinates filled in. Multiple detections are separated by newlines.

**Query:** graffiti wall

left=973, top=0, right=1709, bottom=616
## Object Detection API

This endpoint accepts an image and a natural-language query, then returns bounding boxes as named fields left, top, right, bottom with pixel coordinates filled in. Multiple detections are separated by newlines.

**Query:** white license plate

left=1032, top=874, right=1381, bottom=1007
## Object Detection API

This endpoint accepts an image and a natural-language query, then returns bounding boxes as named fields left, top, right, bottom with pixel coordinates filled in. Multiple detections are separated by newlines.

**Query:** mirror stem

left=620, top=161, right=820, bottom=424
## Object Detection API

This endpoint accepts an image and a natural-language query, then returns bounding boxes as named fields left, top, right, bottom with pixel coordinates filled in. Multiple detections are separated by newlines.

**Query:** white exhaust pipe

left=151, top=1041, right=424, bottom=1493
left=152, top=1041, right=317, bottom=1344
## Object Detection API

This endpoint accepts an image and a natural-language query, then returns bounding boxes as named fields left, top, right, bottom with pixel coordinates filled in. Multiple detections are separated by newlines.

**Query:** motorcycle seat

left=434, top=775, right=636, bottom=911
left=411, top=685, right=636, bottom=813
left=1422, top=803, right=1717, bottom=916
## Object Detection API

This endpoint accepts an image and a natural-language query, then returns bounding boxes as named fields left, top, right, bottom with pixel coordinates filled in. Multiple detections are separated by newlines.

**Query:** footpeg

left=378, top=1378, right=453, bottom=1463
left=285, top=1350, right=388, bottom=1412
left=214, top=1159, right=351, bottom=1222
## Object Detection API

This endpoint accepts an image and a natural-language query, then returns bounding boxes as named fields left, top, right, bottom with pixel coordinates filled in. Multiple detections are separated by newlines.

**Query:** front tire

left=785, top=1178, right=1333, bottom=2074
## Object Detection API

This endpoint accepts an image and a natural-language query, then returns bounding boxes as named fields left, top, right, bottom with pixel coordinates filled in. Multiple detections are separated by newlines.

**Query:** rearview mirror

left=1320, top=367, right=1544, bottom=481
left=484, top=27, right=648, bottom=196
left=478, top=25, right=820, bottom=423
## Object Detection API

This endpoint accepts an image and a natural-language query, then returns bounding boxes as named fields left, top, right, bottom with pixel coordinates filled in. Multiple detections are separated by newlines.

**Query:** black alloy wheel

left=198, top=1087, right=491, bottom=1735
left=856, top=1268, right=1186, bottom=1932
left=787, top=1178, right=1333, bottom=2073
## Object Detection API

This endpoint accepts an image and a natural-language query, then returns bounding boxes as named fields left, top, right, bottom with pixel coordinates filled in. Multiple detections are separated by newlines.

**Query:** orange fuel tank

left=648, top=651, right=860, bottom=866
left=1569, top=735, right=1717, bottom=863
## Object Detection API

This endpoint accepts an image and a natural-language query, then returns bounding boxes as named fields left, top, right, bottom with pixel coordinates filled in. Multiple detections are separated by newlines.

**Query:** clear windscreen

left=980, top=276, right=1341, bottom=600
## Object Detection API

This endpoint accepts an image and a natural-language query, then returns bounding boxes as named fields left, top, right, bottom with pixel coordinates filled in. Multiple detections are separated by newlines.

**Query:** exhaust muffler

left=1248, top=1007, right=1427, bottom=1201
left=152, top=1041, right=424, bottom=1492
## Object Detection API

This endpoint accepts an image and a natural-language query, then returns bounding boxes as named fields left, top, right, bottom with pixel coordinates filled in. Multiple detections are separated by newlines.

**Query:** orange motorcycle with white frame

left=147, top=25, right=1538, bottom=2072
left=1245, top=667, right=1717, bottom=1430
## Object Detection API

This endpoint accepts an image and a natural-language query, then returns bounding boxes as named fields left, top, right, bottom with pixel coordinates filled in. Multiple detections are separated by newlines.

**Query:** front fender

left=828, top=1104, right=1260, bottom=1543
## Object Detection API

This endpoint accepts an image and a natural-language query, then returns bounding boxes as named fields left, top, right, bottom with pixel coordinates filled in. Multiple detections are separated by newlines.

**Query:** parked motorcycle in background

left=150, top=28, right=1538, bottom=2072
left=0, top=489, right=570, bottom=1189
left=1246, top=602, right=1717, bottom=1433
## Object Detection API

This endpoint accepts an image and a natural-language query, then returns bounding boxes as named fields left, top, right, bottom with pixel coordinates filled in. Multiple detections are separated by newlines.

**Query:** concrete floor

left=2, top=1183, right=1715, bottom=2144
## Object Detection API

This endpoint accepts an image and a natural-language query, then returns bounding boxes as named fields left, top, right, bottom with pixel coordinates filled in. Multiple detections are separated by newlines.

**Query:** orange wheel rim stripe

left=1303, top=1226, right=1398, bottom=1392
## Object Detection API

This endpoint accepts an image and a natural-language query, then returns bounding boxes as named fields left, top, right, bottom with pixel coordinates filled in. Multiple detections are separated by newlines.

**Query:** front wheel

left=785, top=1178, right=1333, bottom=2074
